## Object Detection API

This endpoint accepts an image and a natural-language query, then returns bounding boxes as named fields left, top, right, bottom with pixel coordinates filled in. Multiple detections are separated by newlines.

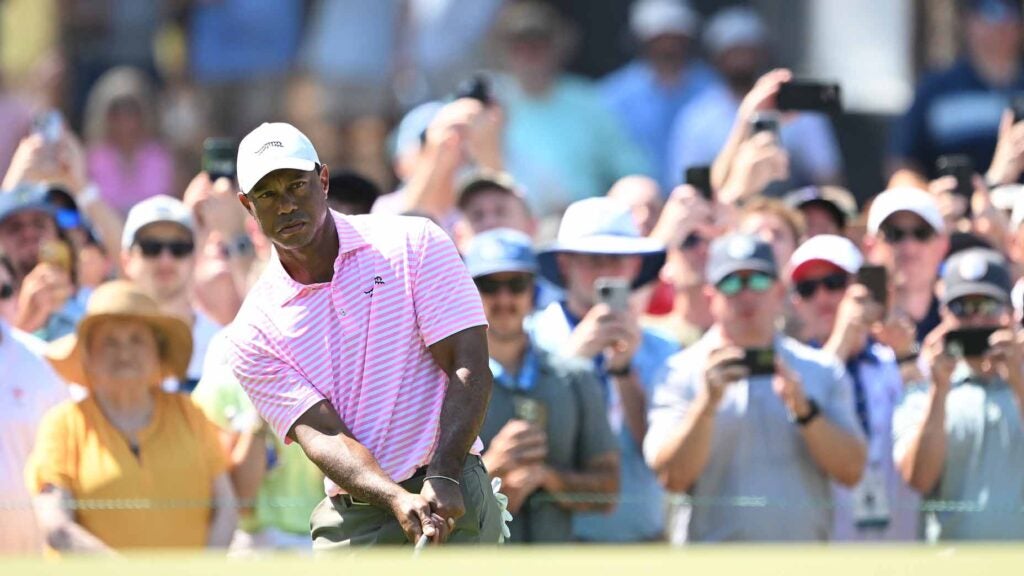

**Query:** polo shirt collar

left=267, top=210, right=371, bottom=302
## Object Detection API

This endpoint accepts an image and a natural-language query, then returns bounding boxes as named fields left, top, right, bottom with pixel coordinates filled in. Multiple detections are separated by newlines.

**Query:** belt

left=335, top=465, right=429, bottom=507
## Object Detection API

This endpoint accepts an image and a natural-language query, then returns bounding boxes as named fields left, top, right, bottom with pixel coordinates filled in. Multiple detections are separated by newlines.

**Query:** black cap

left=706, top=234, right=777, bottom=285
left=941, top=248, right=1012, bottom=305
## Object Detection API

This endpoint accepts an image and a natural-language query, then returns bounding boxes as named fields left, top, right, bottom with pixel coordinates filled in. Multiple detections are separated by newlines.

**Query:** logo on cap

left=727, top=236, right=757, bottom=259
left=958, top=254, right=989, bottom=281
left=256, top=141, right=284, bottom=155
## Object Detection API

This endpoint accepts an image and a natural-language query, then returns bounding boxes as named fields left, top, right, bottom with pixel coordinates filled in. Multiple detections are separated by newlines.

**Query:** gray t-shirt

left=645, top=330, right=862, bottom=542
left=479, top=347, right=617, bottom=543
left=893, top=370, right=1024, bottom=541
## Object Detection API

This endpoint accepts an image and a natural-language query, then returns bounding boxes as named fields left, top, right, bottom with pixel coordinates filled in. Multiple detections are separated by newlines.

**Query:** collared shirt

left=530, top=301, right=678, bottom=542
left=0, top=323, right=67, bottom=553
left=480, top=345, right=617, bottom=543
left=893, top=367, right=1024, bottom=541
left=644, top=328, right=863, bottom=542
left=226, top=212, right=486, bottom=496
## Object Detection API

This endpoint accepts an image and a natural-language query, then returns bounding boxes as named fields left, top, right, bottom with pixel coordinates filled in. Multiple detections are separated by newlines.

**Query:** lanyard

left=490, top=345, right=540, bottom=393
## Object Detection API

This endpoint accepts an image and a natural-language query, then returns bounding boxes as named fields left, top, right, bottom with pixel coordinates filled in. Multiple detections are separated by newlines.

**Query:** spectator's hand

left=701, top=346, right=748, bottom=407
left=872, top=312, right=917, bottom=359
left=970, top=175, right=1010, bottom=249
left=986, top=326, right=1024, bottom=390
left=13, top=263, right=73, bottom=333
left=499, top=463, right=549, bottom=515
left=566, top=303, right=640, bottom=366
left=927, top=175, right=967, bottom=225
left=987, top=109, right=1024, bottom=187
left=481, top=419, right=548, bottom=478
left=605, top=309, right=641, bottom=373
left=53, top=130, right=89, bottom=194
left=825, top=284, right=881, bottom=361
left=649, top=185, right=713, bottom=245
left=772, top=358, right=811, bottom=419
left=421, top=474, right=466, bottom=529
left=717, top=132, right=789, bottom=204
left=424, top=98, right=486, bottom=173
left=389, top=491, right=448, bottom=544
left=465, top=101, right=504, bottom=171
left=2, top=134, right=52, bottom=190
left=737, top=68, right=793, bottom=125
left=921, top=320, right=955, bottom=393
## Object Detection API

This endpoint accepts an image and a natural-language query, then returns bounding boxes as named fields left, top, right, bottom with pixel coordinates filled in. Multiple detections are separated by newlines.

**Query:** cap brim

left=0, top=202, right=58, bottom=224
left=537, top=239, right=666, bottom=289
left=239, top=158, right=317, bottom=194
left=942, top=283, right=1011, bottom=306
left=790, top=258, right=854, bottom=280
left=868, top=205, right=944, bottom=235
left=708, top=261, right=778, bottom=286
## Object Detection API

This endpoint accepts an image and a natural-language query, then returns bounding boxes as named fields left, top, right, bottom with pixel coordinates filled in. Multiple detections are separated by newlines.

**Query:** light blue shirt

left=500, top=75, right=651, bottom=219
left=600, top=60, right=717, bottom=193
left=893, top=367, right=1024, bottom=541
left=645, top=330, right=863, bottom=542
left=189, top=0, right=302, bottom=82
left=530, top=301, right=678, bottom=542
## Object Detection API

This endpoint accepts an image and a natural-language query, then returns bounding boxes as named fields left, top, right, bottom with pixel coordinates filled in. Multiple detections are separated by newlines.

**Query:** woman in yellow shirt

left=25, top=280, right=237, bottom=552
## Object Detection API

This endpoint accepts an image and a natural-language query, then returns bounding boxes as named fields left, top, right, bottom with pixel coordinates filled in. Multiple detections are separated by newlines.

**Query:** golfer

left=225, top=123, right=502, bottom=549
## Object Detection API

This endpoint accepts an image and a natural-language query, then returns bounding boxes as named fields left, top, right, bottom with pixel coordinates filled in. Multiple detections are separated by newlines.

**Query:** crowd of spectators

left=3, top=0, right=1024, bottom=554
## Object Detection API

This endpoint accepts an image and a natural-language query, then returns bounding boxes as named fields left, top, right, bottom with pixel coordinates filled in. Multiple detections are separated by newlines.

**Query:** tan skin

left=237, top=165, right=493, bottom=544
left=121, top=222, right=196, bottom=325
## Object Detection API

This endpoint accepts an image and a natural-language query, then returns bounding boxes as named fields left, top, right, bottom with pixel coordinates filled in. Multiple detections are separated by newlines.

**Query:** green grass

left=3, top=545, right=1024, bottom=576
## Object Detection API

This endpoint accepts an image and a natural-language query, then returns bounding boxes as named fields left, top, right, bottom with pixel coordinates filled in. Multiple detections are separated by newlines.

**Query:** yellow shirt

left=25, top=391, right=227, bottom=549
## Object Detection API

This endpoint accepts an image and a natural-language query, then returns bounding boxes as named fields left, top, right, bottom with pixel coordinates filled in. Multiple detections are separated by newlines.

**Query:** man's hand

left=421, top=475, right=465, bottom=530
left=737, top=68, right=794, bottom=124
left=986, top=326, right=1024, bottom=389
left=773, top=358, right=811, bottom=419
left=566, top=303, right=639, bottom=363
left=825, top=284, right=881, bottom=361
left=987, top=109, right=1024, bottom=186
left=921, top=321, right=955, bottom=393
left=390, top=491, right=449, bottom=544
left=482, top=419, right=548, bottom=478
left=701, top=346, right=748, bottom=408
left=717, top=132, right=789, bottom=204
left=872, top=312, right=917, bottom=359
left=500, top=463, right=549, bottom=514
left=14, top=263, right=73, bottom=333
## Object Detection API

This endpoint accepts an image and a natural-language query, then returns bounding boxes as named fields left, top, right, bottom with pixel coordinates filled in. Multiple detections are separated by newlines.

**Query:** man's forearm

left=299, top=428, right=405, bottom=508
left=651, top=396, right=717, bottom=493
left=543, top=454, right=619, bottom=512
left=429, top=363, right=492, bottom=477
left=800, top=418, right=867, bottom=487
left=614, top=372, right=647, bottom=449
left=899, top=388, right=948, bottom=494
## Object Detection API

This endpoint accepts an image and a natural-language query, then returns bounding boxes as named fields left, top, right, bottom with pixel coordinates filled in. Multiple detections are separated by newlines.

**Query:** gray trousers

left=310, top=455, right=502, bottom=549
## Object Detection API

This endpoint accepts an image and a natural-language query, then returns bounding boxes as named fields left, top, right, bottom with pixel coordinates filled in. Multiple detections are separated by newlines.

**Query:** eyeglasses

left=947, top=296, right=1006, bottom=318
left=881, top=225, right=934, bottom=244
left=794, top=272, right=849, bottom=299
left=474, top=275, right=533, bottom=295
left=0, top=283, right=12, bottom=300
left=716, top=272, right=775, bottom=296
left=136, top=239, right=195, bottom=259
left=680, top=232, right=707, bottom=250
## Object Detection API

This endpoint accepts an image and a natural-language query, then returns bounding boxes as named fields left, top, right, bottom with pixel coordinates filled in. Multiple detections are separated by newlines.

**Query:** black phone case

left=943, top=327, right=998, bottom=357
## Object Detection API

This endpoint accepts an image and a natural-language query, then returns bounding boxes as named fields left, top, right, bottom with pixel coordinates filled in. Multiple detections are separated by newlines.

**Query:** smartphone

left=943, top=327, right=998, bottom=358
left=741, top=348, right=776, bottom=377
left=202, top=137, right=237, bottom=181
left=936, top=154, right=975, bottom=202
left=512, top=396, right=548, bottom=429
left=1012, top=94, right=1024, bottom=123
left=32, top=110, right=64, bottom=145
left=685, top=165, right=713, bottom=201
left=777, top=81, right=842, bottom=114
left=594, top=277, right=630, bottom=312
left=454, top=73, right=492, bottom=106
left=750, top=112, right=780, bottom=137
left=856, top=265, right=889, bottom=316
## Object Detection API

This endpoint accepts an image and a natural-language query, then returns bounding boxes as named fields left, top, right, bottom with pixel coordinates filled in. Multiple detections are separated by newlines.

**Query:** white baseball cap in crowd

left=788, top=234, right=863, bottom=281
left=866, top=187, right=945, bottom=235
left=121, top=194, right=194, bottom=250
left=630, top=0, right=699, bottom=41
left=237, top=122, right=321, bottom=194
left=703, top=6, right=767, bottom=56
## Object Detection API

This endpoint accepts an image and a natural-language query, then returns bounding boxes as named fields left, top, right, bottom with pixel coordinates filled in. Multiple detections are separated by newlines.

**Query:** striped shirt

left=225, top=211, right=486, bottom=494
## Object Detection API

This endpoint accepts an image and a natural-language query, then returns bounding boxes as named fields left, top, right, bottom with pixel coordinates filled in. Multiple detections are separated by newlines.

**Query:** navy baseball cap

left=941, top=248, right=1012, bottom=305
left=706, top=234, right=778, bottom=285
left=0, top=183, right=59, bottom=225
left=463, top=228, right=538, bottom=279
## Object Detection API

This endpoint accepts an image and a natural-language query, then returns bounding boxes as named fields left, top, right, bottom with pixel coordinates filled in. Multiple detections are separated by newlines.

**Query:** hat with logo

left=866, top=187, right=945, bottom=235
left=0, top=183, right=58, bottom=225
left=537, top=197, right=665, bottom=289
left=706, top=234, right=777, bottom=285
left=788, top=234, right=863, bottom=281
left=940, top=248, right=1012, bottom=305
left=784, top=185, right=858, bottom=230
left=703, top=6, right=767, bottom=56
left=237, top=122, right=320, bottom=194
left=121, top=195, right=195, bottom=250
left=631, top=0, right=699, bottom=41
left=463, top=228, right=538, bottom=279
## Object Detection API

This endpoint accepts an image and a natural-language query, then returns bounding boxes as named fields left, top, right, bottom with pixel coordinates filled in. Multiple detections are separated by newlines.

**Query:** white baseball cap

left=237, top=122, right=320, bottom=194
left=703, top=6, right=767, bottom=56
left=788, top=234, right=863, bottom=281
left=866, top=187, right=945, bottom=235
left=121, top=195, right=194, bottom=250
left=631, top=0, right=699, bottom=41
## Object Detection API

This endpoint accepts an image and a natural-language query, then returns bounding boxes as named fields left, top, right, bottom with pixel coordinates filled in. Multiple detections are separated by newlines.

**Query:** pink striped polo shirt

left=225, top=211, right=486, bottom=493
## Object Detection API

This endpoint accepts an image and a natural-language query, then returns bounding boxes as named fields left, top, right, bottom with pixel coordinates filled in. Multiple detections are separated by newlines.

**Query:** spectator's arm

left=896, top=385, right=949, bottom=494
left=648, top=391, right=717, bottom=493
left=613, top=369, right=648, bottom=449
left=540, top=451, right=619, bottom=513
left=206, top=473, right=238, bottom=548
left=219, top=427, right=267, bottom=518
left=33, top=485, right=115, bottom=554
left=797, top=414, right=866, bottom=487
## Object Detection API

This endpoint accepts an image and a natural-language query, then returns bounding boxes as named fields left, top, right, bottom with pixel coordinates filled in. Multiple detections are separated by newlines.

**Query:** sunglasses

left=680, top=232, right=707, bottom=250
left=716, top=272, right=775, bottom=296
left=136, top=239, right=195, bottom=259
left=474, top=275, right=533, bottom=295
left=881, top=225, right=934, bottom=244
left=0, top=283, right=12, bottom=300
left=947, top=296, right=1006, bottom=319
left=794, top=272, right=849, bottom=299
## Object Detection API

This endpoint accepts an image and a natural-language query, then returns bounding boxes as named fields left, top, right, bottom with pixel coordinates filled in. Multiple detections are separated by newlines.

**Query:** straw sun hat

left=46, top=280, right=193, bottom=386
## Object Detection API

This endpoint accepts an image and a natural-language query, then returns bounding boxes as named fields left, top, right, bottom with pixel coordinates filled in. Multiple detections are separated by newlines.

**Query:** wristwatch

left=794, top=398, right=820, bottom=427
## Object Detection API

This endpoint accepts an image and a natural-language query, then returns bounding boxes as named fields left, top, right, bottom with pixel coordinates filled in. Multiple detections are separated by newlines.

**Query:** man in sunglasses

left=464, top=228, right=619, bottom=543
left=646, top=234, right=866, bottom=542
left=895, top=248, right=1024, bottom=540
left=788, top=235, right=918, bottom=541
left=121, top=195, right=221, bottom=392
